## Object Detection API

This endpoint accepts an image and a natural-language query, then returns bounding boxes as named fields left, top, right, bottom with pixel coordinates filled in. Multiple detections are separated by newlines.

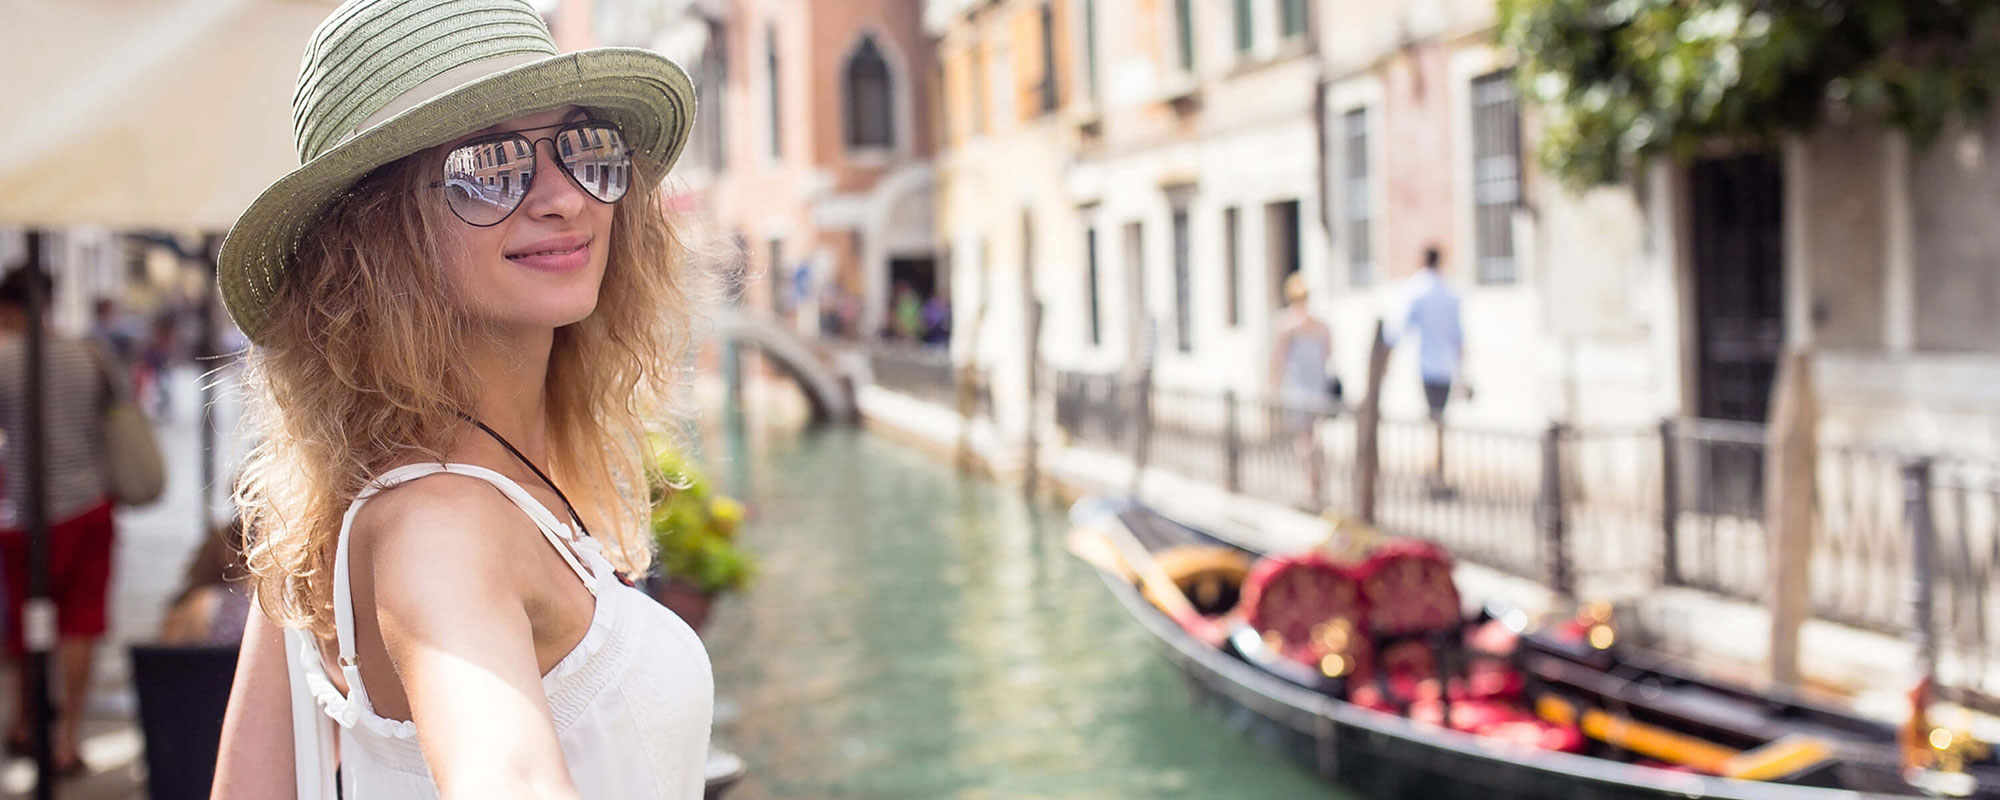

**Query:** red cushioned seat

left=1241, top=552, right=1372, bottom=679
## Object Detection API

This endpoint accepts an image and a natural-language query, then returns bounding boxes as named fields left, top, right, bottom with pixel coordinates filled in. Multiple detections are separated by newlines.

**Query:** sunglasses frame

left=429, top=118, right=633, bottom=227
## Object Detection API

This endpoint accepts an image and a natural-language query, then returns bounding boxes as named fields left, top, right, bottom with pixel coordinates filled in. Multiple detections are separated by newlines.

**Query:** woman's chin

left=474, top=303, right=599, bottom=334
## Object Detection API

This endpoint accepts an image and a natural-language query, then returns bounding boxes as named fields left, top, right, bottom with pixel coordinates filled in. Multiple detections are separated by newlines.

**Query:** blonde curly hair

left=234, top=144, right=699, bottom=637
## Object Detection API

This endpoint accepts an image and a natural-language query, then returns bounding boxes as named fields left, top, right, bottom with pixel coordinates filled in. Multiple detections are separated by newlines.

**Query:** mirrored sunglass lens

left=556, top=124, right=631, bottom=203
left=442, top=138, right=534, bottom=224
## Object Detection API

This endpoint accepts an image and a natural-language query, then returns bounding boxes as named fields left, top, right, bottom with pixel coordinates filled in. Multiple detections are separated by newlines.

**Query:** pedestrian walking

left=1390, top=245, right=1466, bottom=496
left=210, top=0, right=712, bottom=797
left=134, top=311, right=179, bottom=417
left=87, top=297, right=138, bottom=368
left=0, top=267, right=118, bottom=778
left=1270, top=273, right=1336, bottom=507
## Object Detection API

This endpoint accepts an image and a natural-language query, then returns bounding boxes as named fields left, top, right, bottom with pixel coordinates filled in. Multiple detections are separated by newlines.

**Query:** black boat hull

left=1096, top=566, right=1901, bottom=800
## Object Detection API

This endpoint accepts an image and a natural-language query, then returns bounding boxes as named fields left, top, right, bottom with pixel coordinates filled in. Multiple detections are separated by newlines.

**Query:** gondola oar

left=1067, top=519, right=1226, bottom=646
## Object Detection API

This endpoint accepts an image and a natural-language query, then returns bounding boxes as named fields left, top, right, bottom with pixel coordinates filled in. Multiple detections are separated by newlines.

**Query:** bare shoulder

left=347, top=472, right=542, bottom=610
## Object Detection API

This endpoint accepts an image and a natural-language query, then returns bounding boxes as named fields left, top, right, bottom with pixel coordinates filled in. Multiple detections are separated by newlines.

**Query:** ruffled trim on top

left=296, top=636, right=418, bottom=739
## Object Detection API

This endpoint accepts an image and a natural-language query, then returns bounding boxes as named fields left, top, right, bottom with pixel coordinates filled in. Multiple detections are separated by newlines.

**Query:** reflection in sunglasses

left=437, top=122, right=631, bottom=225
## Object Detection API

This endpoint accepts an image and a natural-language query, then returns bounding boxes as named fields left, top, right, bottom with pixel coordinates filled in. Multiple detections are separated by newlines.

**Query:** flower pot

left=653, top=579, right=716, bottom=631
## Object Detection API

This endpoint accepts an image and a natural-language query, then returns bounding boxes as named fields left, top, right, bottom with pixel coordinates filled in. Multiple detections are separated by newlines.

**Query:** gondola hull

left=1092, top=544, right=1906, bottom=800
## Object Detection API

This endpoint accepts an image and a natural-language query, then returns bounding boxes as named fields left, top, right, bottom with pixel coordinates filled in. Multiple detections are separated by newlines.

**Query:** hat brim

left=218, top=47, right=695, bottom=345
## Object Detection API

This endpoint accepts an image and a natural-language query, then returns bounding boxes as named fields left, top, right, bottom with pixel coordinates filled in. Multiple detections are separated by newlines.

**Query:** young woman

left=211, top=1, right=711, bottom=797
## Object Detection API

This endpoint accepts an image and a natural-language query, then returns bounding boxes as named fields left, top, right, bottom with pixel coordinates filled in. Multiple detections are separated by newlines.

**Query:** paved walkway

left=0, top=365, right=245, bottom=799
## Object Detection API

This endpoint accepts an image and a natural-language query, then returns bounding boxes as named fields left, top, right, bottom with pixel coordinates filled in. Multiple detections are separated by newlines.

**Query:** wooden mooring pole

left=1354, top=321, right=1390, bottom=525
left=1766, top=348, right=1817, bottom=688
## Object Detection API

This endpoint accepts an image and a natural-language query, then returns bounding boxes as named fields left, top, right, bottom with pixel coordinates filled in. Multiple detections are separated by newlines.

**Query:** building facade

left=602, top=0, right=941, bottom=338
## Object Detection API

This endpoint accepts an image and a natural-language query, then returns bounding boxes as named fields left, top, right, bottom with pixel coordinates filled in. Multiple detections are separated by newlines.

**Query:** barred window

left=1233, top=0, right=1252, bottom=54
left=766, top=26, right=782, bottom=158
left=1343, top=107, right=1371, bottom=286
left=1223, top=207, right=1241, bottom=326
left=1471, top=69, right=1522, bottom=284
left=1086, top=228, right=1102, bottom=346
left=1174, top=0, right=1195, bottom=72
left=1172, top=209, right=1192, bottom=353
left=1281, top=0, right=1306, bottom=39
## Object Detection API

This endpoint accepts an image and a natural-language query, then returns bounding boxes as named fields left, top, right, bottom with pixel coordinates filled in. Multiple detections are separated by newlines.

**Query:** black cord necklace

left=461, top=415, right=591, bottom=538
left=459, top=414, right=638, bottom=588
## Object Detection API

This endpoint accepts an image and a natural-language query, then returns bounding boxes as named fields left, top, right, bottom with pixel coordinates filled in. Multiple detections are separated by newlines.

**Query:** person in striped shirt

left=0, top=266, right=116, bottom=776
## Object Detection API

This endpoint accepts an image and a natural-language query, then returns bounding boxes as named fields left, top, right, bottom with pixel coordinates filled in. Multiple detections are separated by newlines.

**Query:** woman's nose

left=519, top=138, right=587, bottom=219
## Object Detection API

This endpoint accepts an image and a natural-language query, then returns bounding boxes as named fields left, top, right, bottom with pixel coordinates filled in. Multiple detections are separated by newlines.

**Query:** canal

left=700, top=425, right=1343, bottom=799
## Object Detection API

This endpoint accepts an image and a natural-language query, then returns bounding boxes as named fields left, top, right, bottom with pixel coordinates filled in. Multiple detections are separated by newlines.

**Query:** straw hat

left=218, top=0, right=695, bottom=344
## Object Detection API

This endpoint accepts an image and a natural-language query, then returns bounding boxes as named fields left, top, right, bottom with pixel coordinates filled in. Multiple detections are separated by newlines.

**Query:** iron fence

left=868, top=346, right=991, bottom=418
left=1045, top=369, right=2000, bottom=690
left=1912, top=457, right=2000, bottom=703
left=1662, top=419, right=1913, bottom=633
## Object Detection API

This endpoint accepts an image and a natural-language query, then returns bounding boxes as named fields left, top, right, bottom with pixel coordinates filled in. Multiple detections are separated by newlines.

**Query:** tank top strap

left=330, top=462, right=600, bottom=693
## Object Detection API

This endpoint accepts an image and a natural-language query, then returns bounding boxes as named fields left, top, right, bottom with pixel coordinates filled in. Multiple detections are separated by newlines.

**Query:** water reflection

left=701, top=427, right=1337, bottom=799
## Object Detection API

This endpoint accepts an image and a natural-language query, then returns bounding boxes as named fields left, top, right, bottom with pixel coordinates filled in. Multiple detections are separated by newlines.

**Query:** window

left=990, top=41, right=1014, bottom=127
left=1281, top=0, right=1307, bottom=39
left=1471, top=69, right=1522, bottom=284
left=1233, top=0, right=1253, bottom=55
left=1174, top=0, right=1195, bottom=72
left=1085, top=227, right=1102, bottom=346
left=1266, top=200, right=1300, bottom=308
left=766, top=26, right=782, bottom=159
left=1223, top=207, right=1241, bottom=326
left=767, top=238, right=785, bottom=312
left=1343, top=108, right=1372, bottom=286
left=697, top=36, right=728, bottom=170
left=845, top=36, right=894, bottom=149
left=970, top=40, right=987, bottom=135
left=1123, top=221, right=1147, bottom=356
left=1083, top=0, right=1099, bottom=101
left=1171, top=209, right=1192, bottom=353
left=1038, top=3, right=1059, bottom=113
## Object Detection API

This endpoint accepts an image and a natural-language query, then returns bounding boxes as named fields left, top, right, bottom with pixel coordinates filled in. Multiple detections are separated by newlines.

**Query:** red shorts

left=0, top=499, right=116, bottom=656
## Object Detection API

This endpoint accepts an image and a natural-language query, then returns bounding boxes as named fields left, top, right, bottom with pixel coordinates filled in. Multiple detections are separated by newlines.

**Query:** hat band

left=337, top=51, right=550, bottom=149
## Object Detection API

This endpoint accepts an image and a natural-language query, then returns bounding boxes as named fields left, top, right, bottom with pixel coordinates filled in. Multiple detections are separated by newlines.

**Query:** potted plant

left=648, top=444, right=754, bottom=630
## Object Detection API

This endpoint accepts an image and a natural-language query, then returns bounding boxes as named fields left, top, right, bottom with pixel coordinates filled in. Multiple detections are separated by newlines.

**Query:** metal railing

left=1046, top=369, right=2000, bottom=699
left=1662, top=419, right=1914, bottom=633
left=868, top=346, right=991, bottom=419
left=1910, top=457, right=2000, bottom=703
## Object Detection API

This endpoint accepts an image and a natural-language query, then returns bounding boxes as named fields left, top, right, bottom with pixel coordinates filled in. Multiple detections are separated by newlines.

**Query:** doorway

left=887, top=256, right=941, bottom=344
left=1689, top=153, right=1784, bottom=516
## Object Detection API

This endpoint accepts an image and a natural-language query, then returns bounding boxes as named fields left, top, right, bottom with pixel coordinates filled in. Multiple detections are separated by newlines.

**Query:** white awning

left=0, top=0, right=338, bottom=230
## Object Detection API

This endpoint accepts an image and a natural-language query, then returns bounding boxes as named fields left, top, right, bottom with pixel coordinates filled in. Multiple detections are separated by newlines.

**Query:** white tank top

left=284, top=462, right=714, bottom=798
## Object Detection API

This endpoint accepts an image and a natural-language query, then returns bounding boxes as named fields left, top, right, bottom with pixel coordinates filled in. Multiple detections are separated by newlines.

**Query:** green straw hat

left=218, top=0, right=695, bottom=345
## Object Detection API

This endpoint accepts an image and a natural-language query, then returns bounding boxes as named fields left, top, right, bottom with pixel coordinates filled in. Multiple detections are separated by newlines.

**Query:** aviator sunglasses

left=431, top=118, right=633, bottom=226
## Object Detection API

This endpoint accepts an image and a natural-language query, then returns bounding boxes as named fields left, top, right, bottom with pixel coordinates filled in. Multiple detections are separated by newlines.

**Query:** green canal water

left=700, top=427, right=1345, bottom=799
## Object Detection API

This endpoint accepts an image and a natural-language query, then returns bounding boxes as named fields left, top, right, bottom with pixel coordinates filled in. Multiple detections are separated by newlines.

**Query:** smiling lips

left=505, top=235, right=592, bottom=272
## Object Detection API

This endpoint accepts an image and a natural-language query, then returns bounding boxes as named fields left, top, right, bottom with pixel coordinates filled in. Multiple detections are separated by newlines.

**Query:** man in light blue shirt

left=1390, top=246, right=1465, bottom=490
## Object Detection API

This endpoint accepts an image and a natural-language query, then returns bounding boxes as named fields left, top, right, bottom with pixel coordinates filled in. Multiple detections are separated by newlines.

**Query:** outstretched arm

left=212, top=604, right=297, bottom=800
left=361, top=481, right=584, bottom=800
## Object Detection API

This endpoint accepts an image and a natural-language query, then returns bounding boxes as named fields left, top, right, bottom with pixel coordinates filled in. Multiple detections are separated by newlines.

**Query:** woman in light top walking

left=1271, top=273, right=1336, bottom=508
left=211, top=1, right=712, bottom=797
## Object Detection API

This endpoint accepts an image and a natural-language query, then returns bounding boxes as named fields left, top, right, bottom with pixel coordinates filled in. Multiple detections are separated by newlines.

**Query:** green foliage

left=1499, top=0, right=2000, bottom=186
left=650, top=444, right=755, bottom=595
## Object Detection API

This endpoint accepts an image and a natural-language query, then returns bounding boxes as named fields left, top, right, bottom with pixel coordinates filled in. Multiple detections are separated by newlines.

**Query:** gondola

left=1069, top=496, right=2000, bottom=800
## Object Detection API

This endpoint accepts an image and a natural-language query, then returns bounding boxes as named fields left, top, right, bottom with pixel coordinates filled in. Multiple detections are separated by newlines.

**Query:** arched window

left=844, top=36, right=893, bottom=150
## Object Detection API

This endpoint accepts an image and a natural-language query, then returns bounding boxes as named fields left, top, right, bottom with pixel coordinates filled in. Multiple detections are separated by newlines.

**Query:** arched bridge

left=709, top=307, right=859, bottom=425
